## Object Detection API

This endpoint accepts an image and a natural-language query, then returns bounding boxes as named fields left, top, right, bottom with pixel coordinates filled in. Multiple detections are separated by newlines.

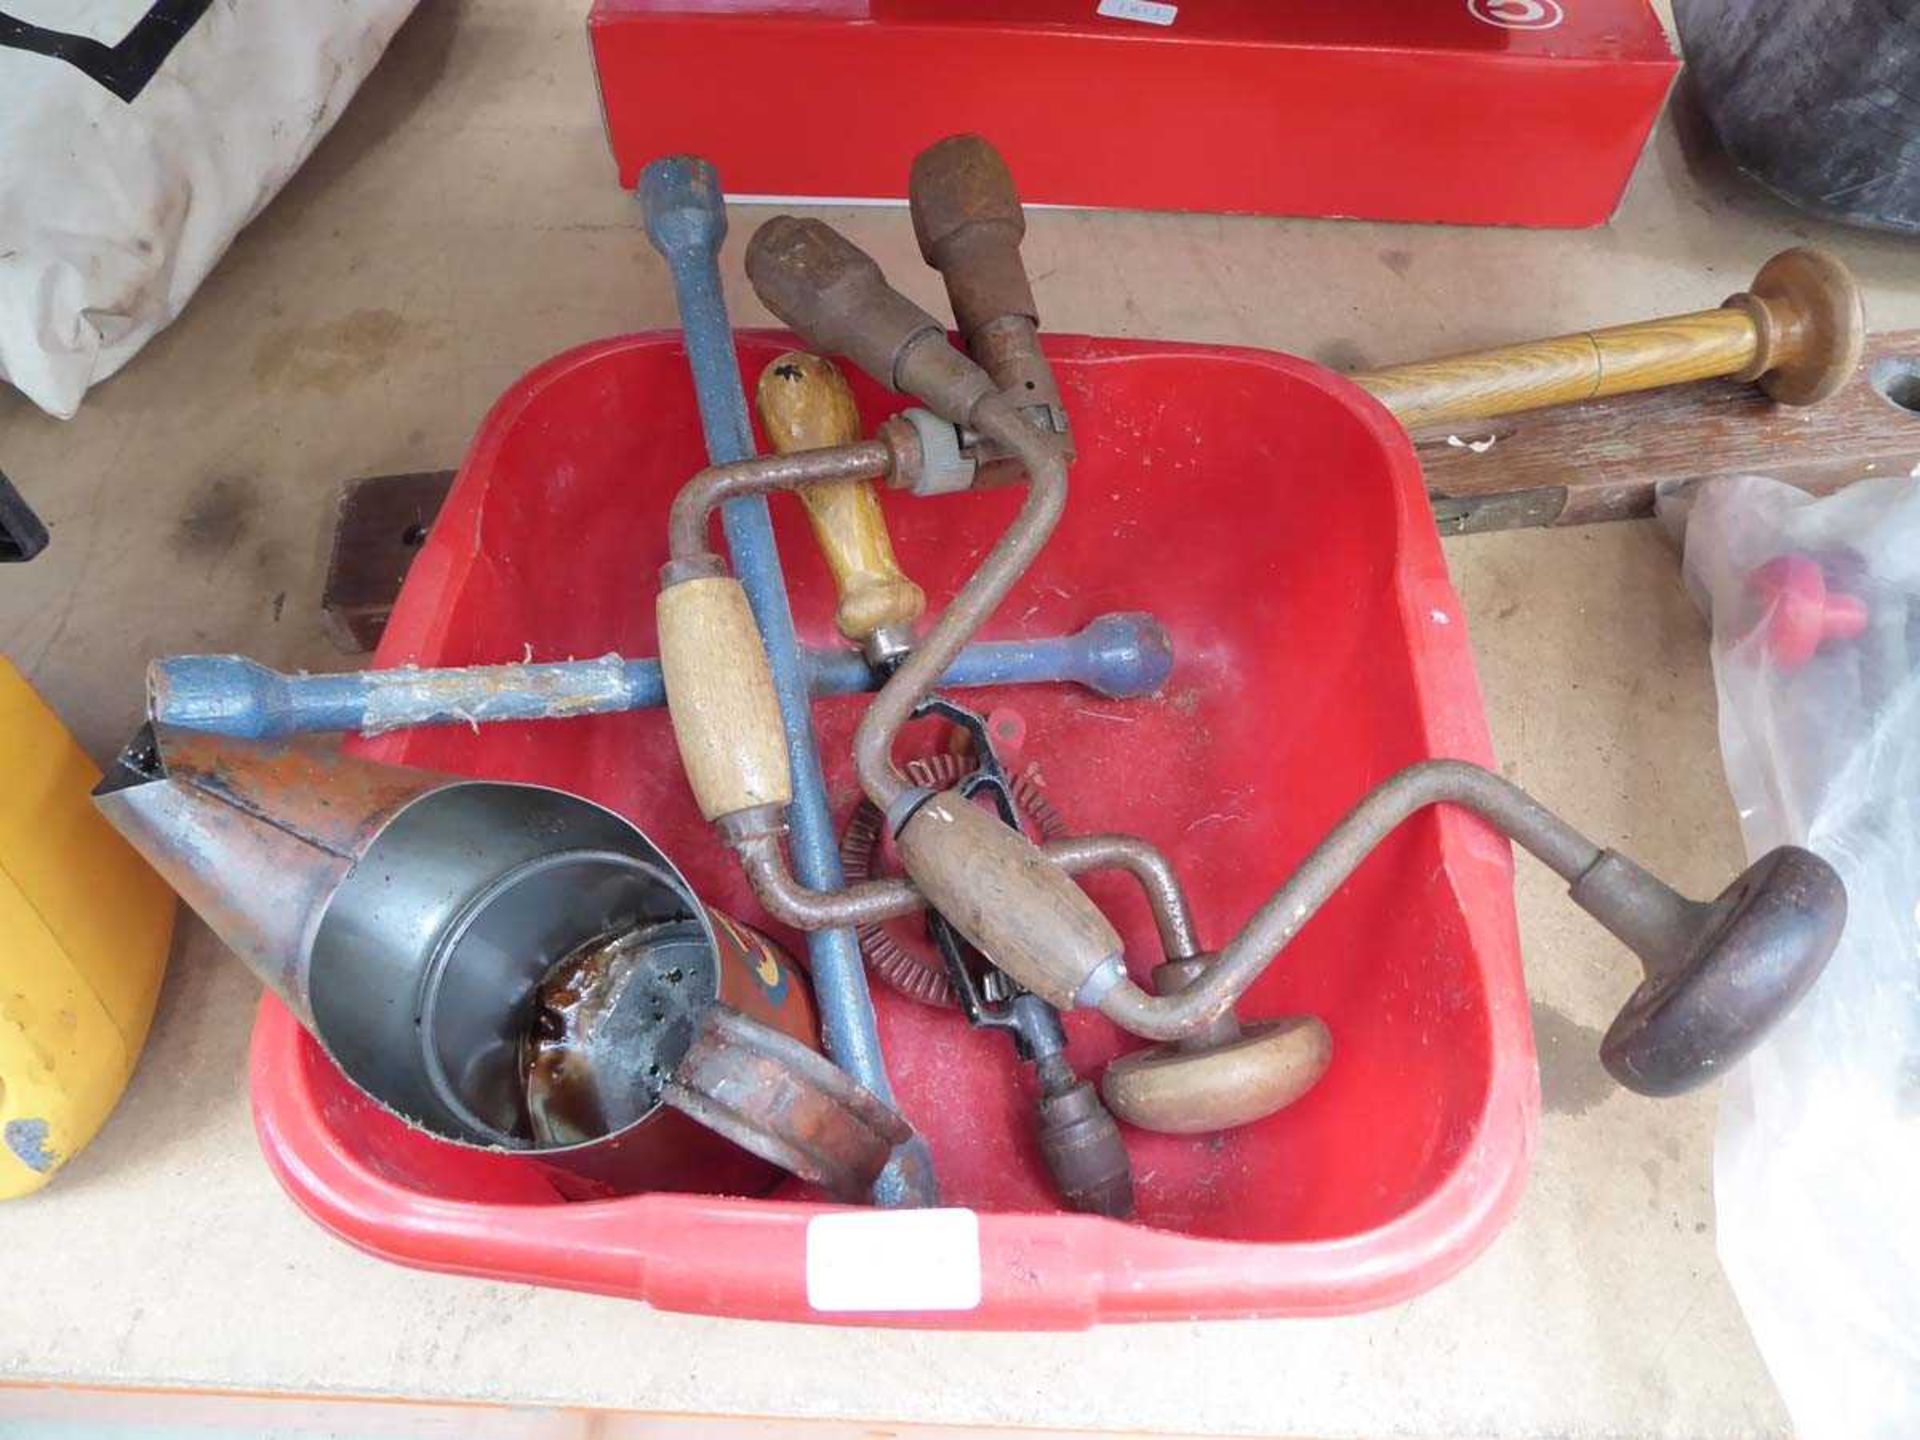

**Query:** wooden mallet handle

left=755, top=352, right=925, bottom=656
left=1352, top=247, right=1865, bottom=429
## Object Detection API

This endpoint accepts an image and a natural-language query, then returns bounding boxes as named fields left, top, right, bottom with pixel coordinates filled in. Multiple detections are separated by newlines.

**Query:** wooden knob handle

left=755, top=353, right=925, bottom=648
left=1726, top=246, right=1865, bottom=407
left=658, top=576, right=792, bottom=822
left=1100, top=1016, right=1332, bottom=1135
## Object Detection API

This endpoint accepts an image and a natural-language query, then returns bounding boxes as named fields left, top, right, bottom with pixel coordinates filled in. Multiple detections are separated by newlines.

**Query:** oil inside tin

left=521, top=919, right=716, bottom=1146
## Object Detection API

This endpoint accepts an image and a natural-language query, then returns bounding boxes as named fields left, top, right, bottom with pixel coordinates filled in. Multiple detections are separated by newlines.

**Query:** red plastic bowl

left=249, top=333, right=1538, bottom=1326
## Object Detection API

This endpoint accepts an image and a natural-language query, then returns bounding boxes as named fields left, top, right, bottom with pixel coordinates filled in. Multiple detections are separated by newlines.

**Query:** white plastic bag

left=1662, top=474, right=1920, bottom=1439
left=0, top=0, right=419, bottom=418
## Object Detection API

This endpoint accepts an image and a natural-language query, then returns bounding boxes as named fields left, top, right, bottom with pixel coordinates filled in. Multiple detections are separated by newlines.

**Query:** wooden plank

left=317, top=334, right=1920, bottom=635
left=320, top=469, right=454, bottom=652
left=1412, top=329, right=1920, bottom=536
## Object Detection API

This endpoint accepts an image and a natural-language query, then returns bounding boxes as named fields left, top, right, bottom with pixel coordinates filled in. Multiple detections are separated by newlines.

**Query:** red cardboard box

left=588, top=0, right=1678, bottom=228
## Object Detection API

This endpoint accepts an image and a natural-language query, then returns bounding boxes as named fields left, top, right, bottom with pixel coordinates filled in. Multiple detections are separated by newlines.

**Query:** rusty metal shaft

left=666, top=440, right=898, bottom=575
left=723, top=808, right=1198, bottom=961
left=853, top=397, right=1070, bottom=814
left=1096, top=761, right=1601, bottom=1040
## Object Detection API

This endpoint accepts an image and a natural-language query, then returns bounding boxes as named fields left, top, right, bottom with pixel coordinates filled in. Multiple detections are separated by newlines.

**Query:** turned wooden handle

left=755, top=352, right=925, bottom=647
left=1353, top=247, right=1865, bottom=429
left=658, top=576, right=792, bottom=821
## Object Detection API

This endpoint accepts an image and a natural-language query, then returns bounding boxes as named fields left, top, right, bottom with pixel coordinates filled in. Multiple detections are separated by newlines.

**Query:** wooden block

left=1410, top=330, right=1920, bottom=536
left=320, top=470, right=455, bottom=651
left=314, top=332, right=1920, bottom=634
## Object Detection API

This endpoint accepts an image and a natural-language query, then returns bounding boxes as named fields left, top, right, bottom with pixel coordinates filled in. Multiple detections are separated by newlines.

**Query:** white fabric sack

left=0, top=0, right=419, bottom=418
left=1661, top=475, right=1920, bottom=1439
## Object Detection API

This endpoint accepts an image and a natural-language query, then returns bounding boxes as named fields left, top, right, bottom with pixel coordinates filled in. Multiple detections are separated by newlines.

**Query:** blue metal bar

left=640, top=156, right=938, bottom=1207
left=149, top=614, right=1173, bottom=741
left=151, top=653, right=654, bottom=741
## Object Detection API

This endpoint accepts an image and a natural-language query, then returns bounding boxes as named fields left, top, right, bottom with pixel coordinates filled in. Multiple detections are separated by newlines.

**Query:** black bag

left=1677, top=0, right=1920, bottom=234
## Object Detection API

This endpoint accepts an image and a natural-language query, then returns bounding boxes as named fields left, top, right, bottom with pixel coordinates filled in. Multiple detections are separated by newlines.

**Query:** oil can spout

left=89, top=725, right=448, bottom=1030
left=93, top=721, right=167, bottom=796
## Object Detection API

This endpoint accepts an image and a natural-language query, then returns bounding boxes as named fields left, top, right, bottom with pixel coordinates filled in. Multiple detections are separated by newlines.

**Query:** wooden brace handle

left=658, top=576, right=792, bottom=822
left=755, top=352, right=925, bottom=648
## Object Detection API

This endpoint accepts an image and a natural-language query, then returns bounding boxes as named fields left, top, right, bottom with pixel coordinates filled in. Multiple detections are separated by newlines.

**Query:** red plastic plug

left=1747, top=554, right=1869, bottom=668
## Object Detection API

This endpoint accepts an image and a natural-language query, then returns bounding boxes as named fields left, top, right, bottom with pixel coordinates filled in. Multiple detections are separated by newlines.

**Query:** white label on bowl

left=805, top=1208, right=982, bottom=1312
left=1097, top=0, right=1178, bottom=25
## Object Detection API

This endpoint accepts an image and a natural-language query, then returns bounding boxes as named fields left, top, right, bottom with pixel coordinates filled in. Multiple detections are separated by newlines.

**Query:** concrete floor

left=4, top=3, right=1917, bottom=1435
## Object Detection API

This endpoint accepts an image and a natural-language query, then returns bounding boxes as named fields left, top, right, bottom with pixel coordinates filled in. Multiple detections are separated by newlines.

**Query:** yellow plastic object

left=0, top=660, right=174, bottom=1197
